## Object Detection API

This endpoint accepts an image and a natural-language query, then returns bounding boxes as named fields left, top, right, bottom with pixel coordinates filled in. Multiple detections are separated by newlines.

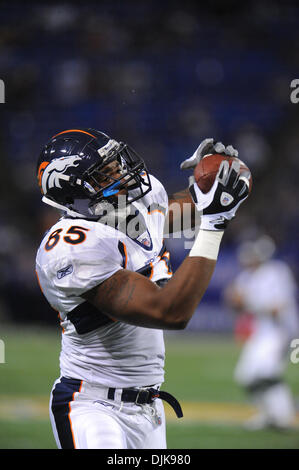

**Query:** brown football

left=193, top=154, right=252, bottom=194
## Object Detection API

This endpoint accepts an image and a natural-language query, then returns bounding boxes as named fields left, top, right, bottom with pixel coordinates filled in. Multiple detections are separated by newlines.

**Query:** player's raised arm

left=82, top=254, right=216, bottom=330
left=83, top=143, right=250, bottom=330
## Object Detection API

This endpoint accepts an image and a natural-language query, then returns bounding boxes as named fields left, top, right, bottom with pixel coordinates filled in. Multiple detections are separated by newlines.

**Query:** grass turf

left=0, top=326, right=298, bottom=449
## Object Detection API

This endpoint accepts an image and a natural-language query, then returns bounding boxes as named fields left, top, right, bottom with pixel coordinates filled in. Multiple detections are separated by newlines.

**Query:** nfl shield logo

left=220, top=192, right=234, bottom=206
left=141, top=238, right=150, bottom=246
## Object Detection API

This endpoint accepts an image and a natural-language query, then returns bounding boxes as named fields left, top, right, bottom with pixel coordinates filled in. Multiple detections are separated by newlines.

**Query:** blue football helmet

left=37, top=128, right=152, bottom=219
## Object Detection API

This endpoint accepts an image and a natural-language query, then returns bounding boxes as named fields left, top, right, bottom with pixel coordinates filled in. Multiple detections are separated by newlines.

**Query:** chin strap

left=42, top=196, right=87, bottom=219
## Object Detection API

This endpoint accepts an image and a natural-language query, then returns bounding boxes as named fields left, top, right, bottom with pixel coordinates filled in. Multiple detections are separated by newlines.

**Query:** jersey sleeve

left=148, top=174, right=169, bottom=216
left=53, top=242, right=122, bottom=296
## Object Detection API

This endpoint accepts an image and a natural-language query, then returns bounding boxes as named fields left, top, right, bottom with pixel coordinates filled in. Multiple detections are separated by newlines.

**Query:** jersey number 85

left=45, top=226, right=89, bottom=251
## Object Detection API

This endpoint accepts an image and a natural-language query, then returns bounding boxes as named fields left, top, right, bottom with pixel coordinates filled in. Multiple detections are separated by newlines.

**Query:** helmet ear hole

left=65, top=195, right=74, bottom=204
left=69, top=175, right=77, bottom=186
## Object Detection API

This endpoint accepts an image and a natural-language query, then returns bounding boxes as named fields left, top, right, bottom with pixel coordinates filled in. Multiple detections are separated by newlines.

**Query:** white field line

left=1, top=396, right=299, bottom=427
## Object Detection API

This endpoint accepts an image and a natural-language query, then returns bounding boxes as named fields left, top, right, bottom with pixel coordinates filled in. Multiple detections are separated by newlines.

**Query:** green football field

left=0, top=326, right=299, bottom=449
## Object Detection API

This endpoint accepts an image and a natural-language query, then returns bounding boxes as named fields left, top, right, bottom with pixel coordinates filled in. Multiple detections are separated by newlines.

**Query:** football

left=194, top=154, right=252, bottom=194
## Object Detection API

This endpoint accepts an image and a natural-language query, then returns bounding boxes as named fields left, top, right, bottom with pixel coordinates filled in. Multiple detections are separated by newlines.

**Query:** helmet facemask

left=82, top=141, right=151, bottom=219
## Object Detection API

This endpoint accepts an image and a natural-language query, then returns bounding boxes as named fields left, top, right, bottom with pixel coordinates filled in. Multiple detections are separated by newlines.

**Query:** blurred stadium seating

left=0, top=0, right=298, bottom=328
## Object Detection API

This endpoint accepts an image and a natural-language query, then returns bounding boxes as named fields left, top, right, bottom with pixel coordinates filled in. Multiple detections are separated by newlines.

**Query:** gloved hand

left=188, top=159, right=249, bottom=230
left=180, top=138, right=238, bottom=171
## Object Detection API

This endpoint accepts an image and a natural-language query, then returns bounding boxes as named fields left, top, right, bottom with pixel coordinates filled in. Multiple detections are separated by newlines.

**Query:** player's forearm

left=135, top=229, right=223, bottom=328
left=83, top=230, right=222, bottom=330
left=89, top=256, right=216, bottom=330
left=153, top=256, right=216, bottom=329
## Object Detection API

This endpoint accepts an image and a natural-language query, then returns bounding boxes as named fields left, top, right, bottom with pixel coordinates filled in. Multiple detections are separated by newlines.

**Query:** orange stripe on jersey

left=52, top=129, right=97, bottom=139
left=118, top=241, right=128, bottom=269
left=159, top=250, right=172, bottom=275
left=122, top=243, right=128, bottom=269
left=148, top=209, right=164, bottom=215
left=57, top=313, right=65, bottom=334
left=149, top=262, right=154, bottom=280
left=68, top=381, right=83, bottom=449
left=147, top=204, right=166, bottom=216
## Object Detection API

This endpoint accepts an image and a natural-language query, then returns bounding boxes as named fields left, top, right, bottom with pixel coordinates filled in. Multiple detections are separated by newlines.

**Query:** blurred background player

left=224, top=235, right=299, bottom=430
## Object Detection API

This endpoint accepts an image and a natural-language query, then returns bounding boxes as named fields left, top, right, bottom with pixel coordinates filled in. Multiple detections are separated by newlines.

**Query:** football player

left=224, top=235, right=299, bottom=430
left=35, top=129, right=249, bottom=449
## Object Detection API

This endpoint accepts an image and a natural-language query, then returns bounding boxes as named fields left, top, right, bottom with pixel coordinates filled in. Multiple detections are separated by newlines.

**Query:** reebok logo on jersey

left=220, top=192, right=234, bottom=206
left=57, top=264, right=73, bottom=279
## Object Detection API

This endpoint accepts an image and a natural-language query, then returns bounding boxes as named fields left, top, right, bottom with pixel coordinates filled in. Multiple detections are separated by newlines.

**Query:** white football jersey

left=233, top=260, right=299, bottom=337
left=36, top=175, right=172, bottom=388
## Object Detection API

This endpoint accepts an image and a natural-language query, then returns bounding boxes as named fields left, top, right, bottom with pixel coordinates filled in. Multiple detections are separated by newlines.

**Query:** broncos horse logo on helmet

left=38, top=155, right=82, bottom=195
left=36, top=128, right=152, bottom=219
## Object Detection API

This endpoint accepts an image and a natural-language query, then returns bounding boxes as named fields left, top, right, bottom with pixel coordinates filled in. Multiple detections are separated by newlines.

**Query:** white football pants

left=49, top=377, right=167, bottom=449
